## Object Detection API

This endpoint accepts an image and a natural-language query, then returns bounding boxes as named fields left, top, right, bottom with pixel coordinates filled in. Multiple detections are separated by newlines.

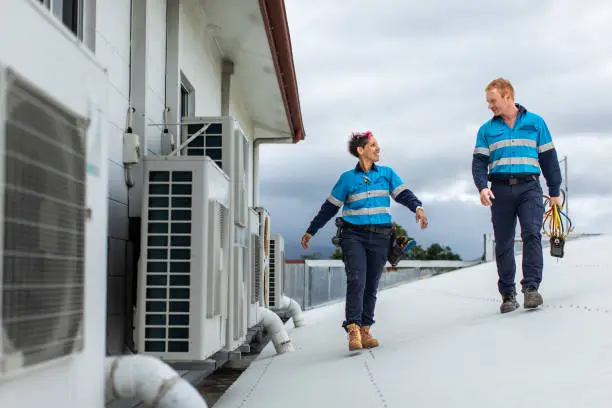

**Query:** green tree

left=404, top=243, right=427, bottom=260
left=332, top=247, right=343, bottom=260
left=301, top=252, right=323, bottom=260
left=424, top=243, right=462, bottom=260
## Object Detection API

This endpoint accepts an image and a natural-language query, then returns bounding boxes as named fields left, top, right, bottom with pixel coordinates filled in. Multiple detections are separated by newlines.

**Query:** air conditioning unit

left=268, top=234, right=285, bottom=309
left=179, top=116, right=248, bottom=227
left=253, top=207, right=271, bottom=307
left=136, top=155, right=231, bottom=361
left=0, top=65, right=91, bottom=380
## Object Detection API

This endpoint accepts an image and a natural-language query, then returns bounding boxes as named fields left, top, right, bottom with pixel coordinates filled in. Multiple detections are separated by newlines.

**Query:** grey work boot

left=500, top=292, right=519, bottom=314
left=523, top=286, right=543, bottom=309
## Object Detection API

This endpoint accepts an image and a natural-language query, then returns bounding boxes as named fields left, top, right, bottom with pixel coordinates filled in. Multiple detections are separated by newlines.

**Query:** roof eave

left=259, top=0, right=305, bottom=143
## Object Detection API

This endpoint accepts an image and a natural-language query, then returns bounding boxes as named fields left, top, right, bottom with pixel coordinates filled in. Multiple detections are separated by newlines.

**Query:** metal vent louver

left=1, top=68, right=87, bottom=374
left=210, top=200, right=228, bottom=317
left=268, top=239, right=276, bottom=308
left=183, top=122, right=223, bottom=168
left=251, top=233, right=261, bottom=302
left=143, top=170, right=193, bottom=354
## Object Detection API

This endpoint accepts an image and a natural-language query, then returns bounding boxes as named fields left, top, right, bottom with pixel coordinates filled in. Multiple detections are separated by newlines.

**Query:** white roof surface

left=213, top=234, right=612, bottom=408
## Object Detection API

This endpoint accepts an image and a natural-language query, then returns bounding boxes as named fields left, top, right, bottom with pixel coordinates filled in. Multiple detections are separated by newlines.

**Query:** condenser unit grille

left=268, top=239, right=276, bottom=307
left=184, top=122, right=223, bottom=169
left=251, top=233, right=260, bottom=302
left=209, top=201, right=228, bottom=317
left=144, top=170, right=193, bottom=353
left=2, top=73, right=87, bottom=370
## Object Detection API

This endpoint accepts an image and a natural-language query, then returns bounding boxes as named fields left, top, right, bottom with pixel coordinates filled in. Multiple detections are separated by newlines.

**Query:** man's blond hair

left=485, top=78, right=514, bottom=100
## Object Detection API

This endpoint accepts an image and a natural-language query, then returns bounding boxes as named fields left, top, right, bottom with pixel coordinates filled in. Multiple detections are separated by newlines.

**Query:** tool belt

left=491, top=175, right=537, bottom=185
left=331, top=218, right=392, bottom=246
left=332, top=218, right=406, bottom=267
left=343, top=222, right=393, bottom=236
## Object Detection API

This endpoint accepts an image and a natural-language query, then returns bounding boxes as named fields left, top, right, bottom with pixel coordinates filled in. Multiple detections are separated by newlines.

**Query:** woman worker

left=301, top=131, right=428, bottom=351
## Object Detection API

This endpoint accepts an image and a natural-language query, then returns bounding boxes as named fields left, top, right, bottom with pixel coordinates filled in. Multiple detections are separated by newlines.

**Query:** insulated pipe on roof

left=279, top=295, right=305, bottom=328
left=105, top=355, right=209, bottom=408
left=259, top=307, right=295, bottom=354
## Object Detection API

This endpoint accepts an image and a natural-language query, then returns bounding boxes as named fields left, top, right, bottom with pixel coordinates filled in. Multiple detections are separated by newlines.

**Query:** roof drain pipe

left=258, top=307, right=295, bottom=354
left=279, top=295, right=305, bottom=328
left=105, top=355, right=209, bottom=408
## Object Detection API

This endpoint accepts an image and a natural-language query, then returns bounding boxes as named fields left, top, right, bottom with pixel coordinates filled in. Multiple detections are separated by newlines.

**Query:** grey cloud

left=290, top=1, right=612, bottom=134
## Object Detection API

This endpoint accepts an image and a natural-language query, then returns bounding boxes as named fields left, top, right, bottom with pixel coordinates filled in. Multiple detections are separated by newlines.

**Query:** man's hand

left=479, top=188, right=495, bottom=206
left=415, top=208, right=428, bottom=230
left=301, top=233, right=312, bottom=249
left=549, top=196, right=563, bottom=208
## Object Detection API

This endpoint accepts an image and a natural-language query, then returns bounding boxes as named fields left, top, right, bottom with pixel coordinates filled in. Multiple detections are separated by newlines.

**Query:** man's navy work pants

left=340, top=227, right=390, bottom=330
left=490, top=179, right=545, bottom=295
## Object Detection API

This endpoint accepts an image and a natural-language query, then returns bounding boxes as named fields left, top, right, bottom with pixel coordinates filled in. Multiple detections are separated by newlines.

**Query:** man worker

left=302, top=131, right=428, bottom=351
left=472, top=78, right=563, bottom=314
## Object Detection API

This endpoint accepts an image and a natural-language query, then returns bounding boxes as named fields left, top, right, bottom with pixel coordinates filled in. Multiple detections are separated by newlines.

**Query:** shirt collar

left=493, top=103, right=528, bottom=121
left=354, top=162, right=378, bottom=173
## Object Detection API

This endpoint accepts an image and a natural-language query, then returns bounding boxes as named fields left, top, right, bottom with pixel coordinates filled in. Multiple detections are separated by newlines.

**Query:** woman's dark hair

left=348, top=131, right=372, bottom=158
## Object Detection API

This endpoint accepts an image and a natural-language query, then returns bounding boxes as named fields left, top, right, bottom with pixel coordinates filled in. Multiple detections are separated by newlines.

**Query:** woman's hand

left=301, top=233, right=312, bottom=249
left=416, top=208, right=428, bottom=230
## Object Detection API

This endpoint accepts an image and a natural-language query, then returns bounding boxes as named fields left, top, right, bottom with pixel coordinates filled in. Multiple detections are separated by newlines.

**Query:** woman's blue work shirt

left=306, top=163, right=422, bottom=236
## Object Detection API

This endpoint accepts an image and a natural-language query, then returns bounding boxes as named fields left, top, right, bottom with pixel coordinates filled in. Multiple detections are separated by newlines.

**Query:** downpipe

left=258, top=307, right=295, bottom=354
left=278, top=295, right=305, bottom=328
left=105, top=355, right=209, bottom=408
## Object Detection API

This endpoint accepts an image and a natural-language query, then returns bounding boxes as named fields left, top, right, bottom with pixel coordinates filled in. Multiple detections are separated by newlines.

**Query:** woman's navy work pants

left=339, top=226, right=390, bottom=330
left=490, top=178, right=545, bottom=295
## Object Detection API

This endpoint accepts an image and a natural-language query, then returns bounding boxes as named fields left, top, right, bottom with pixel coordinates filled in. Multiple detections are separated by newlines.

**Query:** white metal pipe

left=279, top=295, right=305, bottom=328
left=105, top=355, right=208, bottom=408
left=259, top=307, right=295, bottom=354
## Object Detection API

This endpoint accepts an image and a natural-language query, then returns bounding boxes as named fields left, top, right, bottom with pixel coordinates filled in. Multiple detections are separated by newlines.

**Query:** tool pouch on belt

left=387, top=225, right=418, bottom=268
left=387, top=229, right=408, bottom=267
left=331, top=217, right=344, bottom=246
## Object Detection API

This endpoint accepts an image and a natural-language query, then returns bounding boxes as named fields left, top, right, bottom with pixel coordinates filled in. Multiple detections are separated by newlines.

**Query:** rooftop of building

left=212, top=234, right=612, bottom=408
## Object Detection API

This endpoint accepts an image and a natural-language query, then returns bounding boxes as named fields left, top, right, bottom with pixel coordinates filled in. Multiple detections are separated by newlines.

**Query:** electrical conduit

left=105, top=355, right=208, bottom=408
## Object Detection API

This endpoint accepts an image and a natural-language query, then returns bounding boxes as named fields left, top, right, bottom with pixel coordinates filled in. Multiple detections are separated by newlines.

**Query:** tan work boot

left=346, top=323, right=363, bottom=351
left=360, top=325, right=379, bottom=348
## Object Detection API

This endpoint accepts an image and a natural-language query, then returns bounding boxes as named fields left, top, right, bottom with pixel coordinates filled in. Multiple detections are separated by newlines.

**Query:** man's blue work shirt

left=306, top=163, right=422, bottom=236
left=472, top=104, right=562, bottom=197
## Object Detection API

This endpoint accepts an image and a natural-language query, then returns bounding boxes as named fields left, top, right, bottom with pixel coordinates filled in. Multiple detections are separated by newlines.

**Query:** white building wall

left=144, top=0, right=168, bottom=156
left=179, top=0, right=222, bottom=117
left=0, top=1, right=109, bottom=408
left=178, top=0, right=254, bottom=132
left=95, top=0, right=133, bottom=353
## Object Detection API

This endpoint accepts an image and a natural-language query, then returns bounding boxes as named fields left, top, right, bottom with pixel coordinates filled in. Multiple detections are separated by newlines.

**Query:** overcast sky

left=258, top=0, right=612, bottom=261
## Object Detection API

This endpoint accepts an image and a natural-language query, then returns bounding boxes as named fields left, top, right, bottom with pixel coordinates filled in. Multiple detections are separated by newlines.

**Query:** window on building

left=38, top=0, right=83, bottom=39
left=179, top=73, right=195, bottom=118
left=180, top=85, right=190, bottom=118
